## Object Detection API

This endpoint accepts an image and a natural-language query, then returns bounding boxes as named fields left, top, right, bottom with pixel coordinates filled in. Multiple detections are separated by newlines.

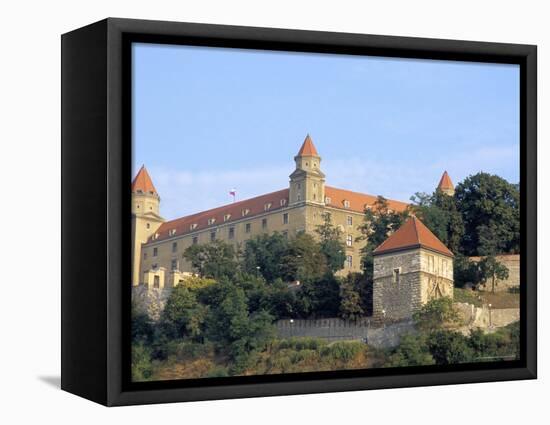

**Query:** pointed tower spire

left=289, top=134, right=325, bottom=205
left=132, top=165, right=158, bottom=196
left=296, top=134, right=319, bottom=157
left=437, top=171, right=455, bottom=196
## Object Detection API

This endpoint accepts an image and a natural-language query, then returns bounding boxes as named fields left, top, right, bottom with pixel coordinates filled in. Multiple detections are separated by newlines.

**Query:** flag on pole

left=229, top=188, right=237, bottom=202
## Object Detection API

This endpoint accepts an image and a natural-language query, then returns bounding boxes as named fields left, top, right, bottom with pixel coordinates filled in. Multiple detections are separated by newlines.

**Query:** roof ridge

left=162, top=188, right=289, bottom=226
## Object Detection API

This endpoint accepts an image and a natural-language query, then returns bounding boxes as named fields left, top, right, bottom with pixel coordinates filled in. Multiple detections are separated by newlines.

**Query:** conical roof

left=373, top=216, right=453, bottom=257
left=296, top=134, right=319, bottom=156
left=438, top=171, right=454, bottom=192
left=132, top=165, right=158, bottom=195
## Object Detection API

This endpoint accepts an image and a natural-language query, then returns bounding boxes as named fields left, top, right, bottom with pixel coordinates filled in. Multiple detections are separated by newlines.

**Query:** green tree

left=455, top=172, right=520, bottom=256
left=386, top=333, right=435, bottom=367
left=242, top=233, right=289, bottom=282
left=356, top=196, right=408, bottom=282
left=160, top=286, right=207, bottom=340
left=478, top=255, right=510, bottom=293
left=183, top=239, right=239, bottom=279
left=410, top=190, right=464, bottom=254
left=205, top=284, right=275, bottom=369
left=296, top=273, right=341, bottom=318
left=453, top=253, right=481, bottom=288
left=427, top=330, right=474, bottom=365
left=315, top=212, right=346, bottom=273
left=280, top=233, right=327, bottom=283
left=339, top=275, right=364, bottom=320
left=413, top=297, right=462, bottom=333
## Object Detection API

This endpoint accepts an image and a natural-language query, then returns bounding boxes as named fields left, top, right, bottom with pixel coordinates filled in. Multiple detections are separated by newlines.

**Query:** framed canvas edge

left=62, top=17, right=537, bottom=406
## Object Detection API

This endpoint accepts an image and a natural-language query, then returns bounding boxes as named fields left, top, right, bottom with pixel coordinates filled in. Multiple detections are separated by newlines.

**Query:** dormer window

left=136, top=189, right=143, bottom=194
left=208, top=218, right=216, bottom=225
left=168, top=229, right=176, bottom=236
left=343, top=200, right=350, bottom=209
left=280, top=199, right=287, bottom=207
left=325, top=197, right=331, bottom=204
left=190, top=223, right=197, bottom=231
left=224, top=214, right=231, bottom=222
left=264, top=202, right=272, bottom=211
left=242, top=208, right=250, bottom=217
left=152, top=233, right=159, bottom=240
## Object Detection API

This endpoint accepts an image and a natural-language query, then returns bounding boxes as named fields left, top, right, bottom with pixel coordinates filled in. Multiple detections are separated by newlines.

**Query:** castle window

left=305, top=162, right=309, bottom=167
left=137, top=190, right=143, bottom=194
left=192, top=236, right=198, bottom=245
left=146, top=223, right=150, bottom=229
left=171, top=259, right=178, bottom=271
left=314, top=162, right=317, bottom=167
left=346, top=235, right=353, bottom=247
left=153, top=247, right=158, bottom=257
left=280, top=199, right=287, bottom=206
left=347, top=216, right=353, bottom=226
left=143, top=252, right=147, bottom=259
left=393, top=268, right=401, bottom=284
left=262, top=218, right=267, bottom=229
left=343, top=199, right=350, bottom=208
left=152, top=233, right=159, bottom=240
left=297, top=193, right=301, bottom=201
left=228, top=227, right=235, bottom=239
left=137, top=205, right=140, bottom=209
left=313, top=194, right=316, bottom=200
left=153, top=275, right=160, bottom=288
left=169, top=229, right=176, bottom=236
left=428, top=255, right=434, bottom=272
left=172, top=242, right=177, bottom=253
left=190, top=223, right=197, bottom=231
left=245, top=223, right=251, bottom=233
left=264, top=203, right=272, bottom=211
left=152, top=263, right=158, bottom=270
left=210, top=231, right=216, bottom=242
left=150, top=206, right=153, bottom=210
left=442, top=260, right=448, bottom=276
left=325, top=196, right=331, bottom=204
left=283, top=213, right=289, bottom=224
left=224, top=214, right=231, bottom=222
left=242, top=208, right=250, bottom=217
left=297, top=183, right=301, bottom=190
left=208, top=218, right=216, bottom=225
left=346, top=255, right=353, bottom=268
left=282, top=230, right=288, bottom=239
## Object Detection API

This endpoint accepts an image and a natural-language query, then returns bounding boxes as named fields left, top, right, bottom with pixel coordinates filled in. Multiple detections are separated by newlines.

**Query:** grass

left=454, top=287, right=519, bottom=309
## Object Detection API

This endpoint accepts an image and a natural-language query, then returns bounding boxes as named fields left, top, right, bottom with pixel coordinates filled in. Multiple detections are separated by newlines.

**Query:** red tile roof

left=325, top=186, right=408, bottom=214
left=132, top=165, right=158, bottom=195
left=296, top=134, right=319, bottom=156
left=146, top=185, right=408, bottom=244
left=373, top=216, right=453, bottom=257
left=438, top=171, right=454, bottom=191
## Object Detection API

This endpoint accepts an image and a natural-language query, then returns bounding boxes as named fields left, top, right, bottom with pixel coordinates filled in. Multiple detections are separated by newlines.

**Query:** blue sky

left=132, top=43, right=519, bottom=221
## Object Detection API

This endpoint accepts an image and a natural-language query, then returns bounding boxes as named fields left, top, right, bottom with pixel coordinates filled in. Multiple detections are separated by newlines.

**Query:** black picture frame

left=61, top=17, right=537, bottom=406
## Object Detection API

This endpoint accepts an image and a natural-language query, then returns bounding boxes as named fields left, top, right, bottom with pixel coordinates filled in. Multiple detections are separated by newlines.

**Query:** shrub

left=131, top=343, right=154, bottom=382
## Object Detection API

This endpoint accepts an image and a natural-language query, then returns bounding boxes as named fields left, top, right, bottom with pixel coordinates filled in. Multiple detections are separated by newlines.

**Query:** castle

left=131, top=135, right=455, bottom=319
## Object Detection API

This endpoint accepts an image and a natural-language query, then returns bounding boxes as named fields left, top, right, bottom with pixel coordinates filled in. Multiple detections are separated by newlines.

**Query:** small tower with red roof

left=437, top=171, right=455, bottom=196
left=289, top=134, right=326, bottom=205
left=131, top=165, right=164, bottom=286
left=372, top=216, right=454, bottom=322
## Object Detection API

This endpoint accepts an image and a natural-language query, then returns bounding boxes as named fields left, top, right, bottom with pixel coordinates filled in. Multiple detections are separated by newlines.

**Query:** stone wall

left=454, top=302, right=520, bottom=331
left=469, top=254, right=520, bottom=292
left=275, top=318, right=415, bottom=348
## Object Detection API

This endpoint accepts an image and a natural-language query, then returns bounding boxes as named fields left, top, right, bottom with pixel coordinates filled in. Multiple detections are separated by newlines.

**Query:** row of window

left=151, top=254, right=354, bottom=271
left=146, top=213, right=291, bottom=258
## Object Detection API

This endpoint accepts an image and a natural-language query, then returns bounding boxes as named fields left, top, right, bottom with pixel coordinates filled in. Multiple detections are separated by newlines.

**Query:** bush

left=427, top=330, right=474, bottom=365
left=321, top=341, right=364, bottom=362
left=385, top=333, right=434, bottom=367
left=132, top=343, right=154, bottom=381
left=413, top=297, right=462, bottom=332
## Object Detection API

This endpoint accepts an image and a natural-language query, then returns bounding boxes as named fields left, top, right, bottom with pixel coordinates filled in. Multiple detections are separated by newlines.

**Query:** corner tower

left=372, top=217, right=454, bottom=322
left=289, top=134, right=326, bottom=205
left=131, top=165, right=164, bottom=286
left=437, top=171, right=455, bottom=196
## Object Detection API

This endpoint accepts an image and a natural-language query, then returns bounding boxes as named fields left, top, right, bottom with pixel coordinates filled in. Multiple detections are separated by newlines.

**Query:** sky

left=132, top=43, right=520, bottom=221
